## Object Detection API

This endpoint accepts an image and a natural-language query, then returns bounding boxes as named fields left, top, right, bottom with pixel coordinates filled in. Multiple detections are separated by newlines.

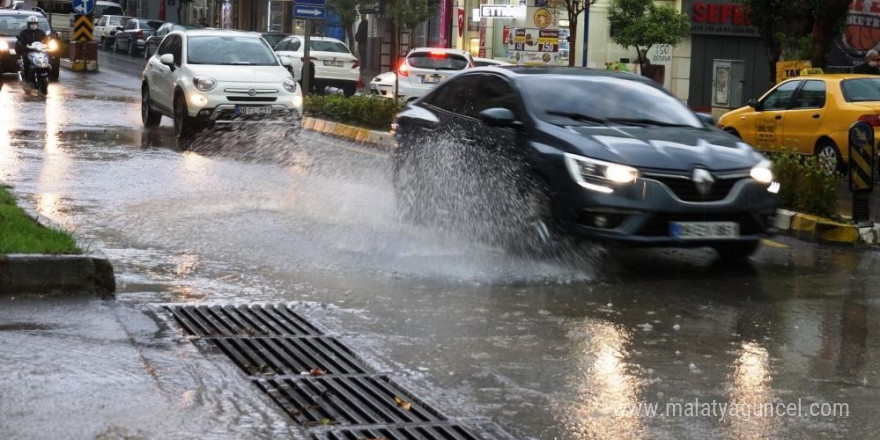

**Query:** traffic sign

left=294, top=5, right=325, bottom=19
left=296, top=0, right=326, bottom=5
left=73, top=0, right=94, bottom=15
left=73, top=14, right=93, bottom=42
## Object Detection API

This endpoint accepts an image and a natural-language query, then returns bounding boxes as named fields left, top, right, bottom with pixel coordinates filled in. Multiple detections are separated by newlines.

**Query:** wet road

left=1, top=50, right=879, bottom=439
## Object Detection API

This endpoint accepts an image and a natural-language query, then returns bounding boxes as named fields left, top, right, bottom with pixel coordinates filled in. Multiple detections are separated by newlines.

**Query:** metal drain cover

left=310, top=424, right=481, bottom=440
left=257, top=375, right=446, bottom=427
left=167, top=304, right=322, bottom=337
left=212, top=337, right=370, bottom=377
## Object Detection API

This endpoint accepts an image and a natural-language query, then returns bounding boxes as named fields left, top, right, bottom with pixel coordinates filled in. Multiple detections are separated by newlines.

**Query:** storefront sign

left=479, top=25, right=486, bottom=57
left=686, top=0, right=758, bottom=36
left=457, top=8, right=464, bottom=37
left=533, top=8, right=552, bottom=29
left=502, top=25, right=510, bottom=44
left=480, top=5, right=525, bottom=18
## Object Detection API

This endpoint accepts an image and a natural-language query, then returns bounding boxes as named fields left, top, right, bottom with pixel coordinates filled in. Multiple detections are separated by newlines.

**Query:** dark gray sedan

left=392, top=67, right=779, bottom=261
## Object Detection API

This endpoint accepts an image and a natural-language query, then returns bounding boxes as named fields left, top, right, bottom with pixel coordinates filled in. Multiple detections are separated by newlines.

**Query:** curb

left=774, top=209, right=879, bottom=245
left=301, top=116, right=393, bottom=149
left=1, top=193, right=116, bottom=298
left=60, top=58, right=99, bottom=72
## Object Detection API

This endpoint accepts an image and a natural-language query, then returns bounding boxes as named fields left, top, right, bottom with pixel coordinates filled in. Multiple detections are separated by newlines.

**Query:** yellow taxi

left=717, top=74, right=880, bottom=172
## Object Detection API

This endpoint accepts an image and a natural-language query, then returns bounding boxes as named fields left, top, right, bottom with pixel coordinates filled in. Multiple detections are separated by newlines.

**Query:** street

left=1, top=49, right=879, bottom=439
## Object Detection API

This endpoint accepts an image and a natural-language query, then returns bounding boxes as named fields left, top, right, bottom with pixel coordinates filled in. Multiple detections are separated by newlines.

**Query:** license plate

left=235, top=106, right=272, bottom=116
left=420, top=75, right=442, bottom=84
left=323, top=60, right=344, bottom=67
left=669, top=221, right=739, bottom=240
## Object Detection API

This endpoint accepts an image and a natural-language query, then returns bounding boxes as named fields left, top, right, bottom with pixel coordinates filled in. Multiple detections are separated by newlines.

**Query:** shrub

left=304, top=95, right=405, bottom=131
left=769, top=151, right=840, bottom=219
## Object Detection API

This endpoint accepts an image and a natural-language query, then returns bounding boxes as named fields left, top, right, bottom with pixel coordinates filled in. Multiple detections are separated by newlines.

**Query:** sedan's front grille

left=226, top=96, right=278, bottom=102
left=646, top=175, right=743, bottom=202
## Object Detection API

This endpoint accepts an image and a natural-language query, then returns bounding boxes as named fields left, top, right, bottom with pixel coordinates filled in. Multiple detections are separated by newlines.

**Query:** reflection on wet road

left=1, top=62, right=879, bottom=440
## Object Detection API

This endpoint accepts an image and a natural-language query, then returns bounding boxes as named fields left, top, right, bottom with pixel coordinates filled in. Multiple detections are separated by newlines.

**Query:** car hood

left=372, top=71, right=396, bottom=82
left=563, top=125, right=764, bottom=171
left=187, top=65, right=289, bottom=83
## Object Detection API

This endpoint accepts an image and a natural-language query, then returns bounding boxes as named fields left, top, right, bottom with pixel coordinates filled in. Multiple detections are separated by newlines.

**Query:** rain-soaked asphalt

left=1, top=51, right=879, bottom=440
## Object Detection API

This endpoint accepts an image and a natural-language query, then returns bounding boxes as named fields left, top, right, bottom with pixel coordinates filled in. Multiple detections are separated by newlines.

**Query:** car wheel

left=507, top=175, right=561, bottom=256
left=112, top=40, right=118, bottom=52
left=342, top=83, right=357, bottom=98
left=174, top=94, right=195, bottom=139
left=713, top=240, right=760, bottom=263
left=128, top=41, right=134, bottom=57
left=815, top=139, right=842, bottom=174
left=393, top=148, right=427, bottom=224
left=142, top=85, right=162, bottom=127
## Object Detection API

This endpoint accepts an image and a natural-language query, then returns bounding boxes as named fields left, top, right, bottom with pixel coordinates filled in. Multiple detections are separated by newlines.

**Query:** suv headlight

left=193, top=76, right=216, bottom=92
left=750, top=159, right=774, bottom=184
left=283, top=77, right=297, bottom=93
left=564, top=153, right=638, bottom=193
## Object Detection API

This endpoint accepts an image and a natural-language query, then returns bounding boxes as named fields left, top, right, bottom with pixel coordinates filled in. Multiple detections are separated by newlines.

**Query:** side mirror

left=748, top=98, right=759, bottom=109
left=159, top=53, right=175, bottom=68
left=696, top=112, right=715, bottom=127
left=116, top=26, right=124, bottom=31
left=479, top=107, right=522, bottom=128
left=279, top=56, right=293, bottom=67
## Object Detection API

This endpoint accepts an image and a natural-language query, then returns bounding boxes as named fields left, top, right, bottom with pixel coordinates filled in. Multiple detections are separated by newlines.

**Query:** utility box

left=711, top=59, right=745, bottom=109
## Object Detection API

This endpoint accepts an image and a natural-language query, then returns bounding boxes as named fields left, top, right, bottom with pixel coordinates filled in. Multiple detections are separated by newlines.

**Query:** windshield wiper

left=606, top=117, right=693, bottom=127
left=545, top=110, right=609, bottom=125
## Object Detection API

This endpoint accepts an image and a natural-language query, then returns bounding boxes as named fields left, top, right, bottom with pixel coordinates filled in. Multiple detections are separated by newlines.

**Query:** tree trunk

left=345, top=25, right=355, bottom=50
left=568, top=15, right=578, bottom=67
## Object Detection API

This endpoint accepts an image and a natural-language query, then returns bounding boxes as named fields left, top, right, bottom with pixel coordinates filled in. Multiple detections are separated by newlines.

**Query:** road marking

left=761, top=238, right=789, bottom=249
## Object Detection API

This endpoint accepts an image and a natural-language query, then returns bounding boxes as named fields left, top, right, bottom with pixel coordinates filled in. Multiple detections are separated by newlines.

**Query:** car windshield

left=309, top=40, right=349, bottom=53
left=188, top=35, right=278, bottom=65
left=95, top=5, right=124, bottom=18
left=521, top=76, right=702, bottom=128
left=407, top=52, right=469, bottom=70
left=108, top=16, right=127, bottom=26
left=841, top=78, right=880, bottom=102
left=262, top=34, right=288, bottom=49
left=0, top=14, right=50, bottom=36
left=139, top=20, right=164, bottom=30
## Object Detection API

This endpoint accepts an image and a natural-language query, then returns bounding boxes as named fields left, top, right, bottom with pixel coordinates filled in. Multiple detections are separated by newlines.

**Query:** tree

left=742, top=0, right=851, bottom=86
left=558, top=0, right=600, bottom=67
left=607, top=0, right=690, bottom=73
left=327, top=0, right=361, bottom=48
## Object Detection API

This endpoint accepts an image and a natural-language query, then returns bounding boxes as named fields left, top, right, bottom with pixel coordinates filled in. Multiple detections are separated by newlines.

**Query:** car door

left=781, top=79, right=826, bottom=155
left=750, top=80, right=801, bottom=152
left=95, top=16, right=106, bottom=41
left=146, top=34, right=180, bottom=113
left=119, top=19, right=135, bottom=50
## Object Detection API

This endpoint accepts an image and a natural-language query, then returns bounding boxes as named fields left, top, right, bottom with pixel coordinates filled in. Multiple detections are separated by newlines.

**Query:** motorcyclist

left=15, top=16, right=47, bottom=85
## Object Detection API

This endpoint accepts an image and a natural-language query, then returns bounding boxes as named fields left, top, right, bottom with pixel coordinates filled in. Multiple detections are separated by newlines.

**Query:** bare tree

left=558, top=0, right=599, bottom=67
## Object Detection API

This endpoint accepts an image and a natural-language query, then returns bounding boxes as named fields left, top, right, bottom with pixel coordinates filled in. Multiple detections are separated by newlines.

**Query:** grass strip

left=0, top=186, right=80, bottom=254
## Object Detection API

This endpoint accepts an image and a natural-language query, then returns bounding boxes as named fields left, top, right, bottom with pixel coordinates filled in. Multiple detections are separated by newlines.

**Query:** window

left=473, top=75, right=520, bottom=118
left=407, top=52, right=470, bottom=70
left=291, top=38, right=301, bottom=51
left=761, top=80, right=800, bottom=110
left=157, top=34, right=181, bottom=65
left=792, top=80, right=826, bottom=108
left=309, top=40, right=350, bottom=53
left=426, top=74, right=481, bottom=117
left=841, top=78, right=880, bottom=102
left=187, top=36, right=278, bottom=66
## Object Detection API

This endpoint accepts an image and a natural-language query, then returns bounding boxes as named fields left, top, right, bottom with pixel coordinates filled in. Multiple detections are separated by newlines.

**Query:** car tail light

left=398, top=61, right=409, bottom=77
left=858, top=114, right=880, bottom=126
left=430, top=50, right=446, bottom=57
left=352, top=60, right=360, bottom=69
left=357, top=78, right=364, bottom=88
left=136, top=31, right=143, bottom=39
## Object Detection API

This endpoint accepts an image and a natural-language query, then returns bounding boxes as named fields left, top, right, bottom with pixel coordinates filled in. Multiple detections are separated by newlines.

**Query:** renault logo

left=248, top=88, right=257, bottom=96
left=692, top=168, right=714, bottom=195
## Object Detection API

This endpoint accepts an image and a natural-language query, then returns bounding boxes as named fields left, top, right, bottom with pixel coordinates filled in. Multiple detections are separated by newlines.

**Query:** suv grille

left=226, top=96, right=278, bottom=102
left=647, top=175, right=743, bottom=202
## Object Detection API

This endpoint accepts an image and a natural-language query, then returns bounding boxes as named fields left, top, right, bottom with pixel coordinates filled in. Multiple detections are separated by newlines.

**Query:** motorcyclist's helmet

left=26, top=16, right=39, bottom=24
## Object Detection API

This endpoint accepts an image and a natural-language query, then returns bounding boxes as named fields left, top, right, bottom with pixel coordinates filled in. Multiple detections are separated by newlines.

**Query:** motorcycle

left=17, top=41, right=53, bottom=96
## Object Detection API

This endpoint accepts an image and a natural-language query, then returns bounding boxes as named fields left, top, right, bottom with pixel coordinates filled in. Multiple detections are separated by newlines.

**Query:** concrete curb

left=59, top=58, right=99, bottom=72
left=1, top=194, right=115, bottom=298
left=774, top=208, right=879, bottom=245
left=302, top=116, right=393, bottom=149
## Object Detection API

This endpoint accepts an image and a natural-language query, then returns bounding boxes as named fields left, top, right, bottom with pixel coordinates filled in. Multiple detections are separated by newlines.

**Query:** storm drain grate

left=212, top=337, right=371, bottom=377
left=257, top=375, right=446, bottom=427
left=167, top=304, right=322, bottom=337
left=310, top=424, right=481, bottom=440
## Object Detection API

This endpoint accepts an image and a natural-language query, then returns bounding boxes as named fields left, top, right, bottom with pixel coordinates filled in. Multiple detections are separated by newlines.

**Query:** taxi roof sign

left=801, top=67, right=824, bottom=76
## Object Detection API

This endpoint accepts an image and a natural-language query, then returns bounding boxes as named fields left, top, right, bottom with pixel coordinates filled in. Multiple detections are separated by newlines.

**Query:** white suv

left=370, top=48, right=474, bottom=102
left=141, top=29, right=302, bottom=138
left=273, top=35, right=360, bottom=97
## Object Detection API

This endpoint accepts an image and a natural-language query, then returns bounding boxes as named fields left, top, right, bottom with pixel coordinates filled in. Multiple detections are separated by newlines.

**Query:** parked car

left=113, top=18, right=163, bottom=56
left=473, top=57, right=512, bottom=67
left=392, top=67, right=779, bottom=261
left=273, top=35, right=359, bottom=97
left=95, top=14, right=131, bottom=49
left=141, top=29, right=302, bottom=138
left=0, top=9, right=61, bottom=81
left=370, top=47, right=474, bottom=102
left=260, top=31, right=290, bottom=50
left=718, top=73, right=880, bottom=173
left=144, top=22, right=202, bottom=60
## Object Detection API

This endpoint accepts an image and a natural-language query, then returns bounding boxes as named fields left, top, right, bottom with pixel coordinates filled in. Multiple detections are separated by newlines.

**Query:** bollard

left=848, top=121, right=875, bottom=226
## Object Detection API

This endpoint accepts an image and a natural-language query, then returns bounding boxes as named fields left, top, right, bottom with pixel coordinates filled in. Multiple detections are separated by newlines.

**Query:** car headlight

left=750, top=159, right=774, bottom=184
left=564, top=153, right=638, bottom=193
left=189, top=93, right=208, bottom=107
left=47, top=39, right=58, bottom=52
left=283, top=78, right=297, bottom=93
left=0, top=40, right=8, bottom=52
left=292, top=94, right=303, bottom=108
left=192, top=76, right=216, bottom=92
